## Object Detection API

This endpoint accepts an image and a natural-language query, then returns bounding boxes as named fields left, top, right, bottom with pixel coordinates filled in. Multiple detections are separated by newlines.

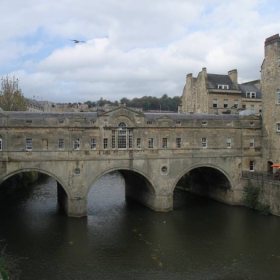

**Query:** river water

left=1, top=172, right=280, bottom=280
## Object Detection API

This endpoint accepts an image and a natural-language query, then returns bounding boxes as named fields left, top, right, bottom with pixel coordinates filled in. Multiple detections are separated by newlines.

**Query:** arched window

left=118, top=122, right=127, bottom=149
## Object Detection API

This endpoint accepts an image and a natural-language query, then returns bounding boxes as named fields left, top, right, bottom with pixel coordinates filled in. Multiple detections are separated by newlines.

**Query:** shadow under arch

left=1, top=168, right=69, bottom=197
left=87, top=167, right=156, bottom=210
left=174, top=164, right=233, bottom=205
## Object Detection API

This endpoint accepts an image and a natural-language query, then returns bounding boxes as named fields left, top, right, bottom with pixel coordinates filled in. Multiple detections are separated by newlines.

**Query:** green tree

left=0, top=75, right=27, bottom=111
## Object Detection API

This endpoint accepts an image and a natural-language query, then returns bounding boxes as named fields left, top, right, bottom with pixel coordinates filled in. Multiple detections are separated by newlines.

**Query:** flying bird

left=70, top=39, right=85, bottom=43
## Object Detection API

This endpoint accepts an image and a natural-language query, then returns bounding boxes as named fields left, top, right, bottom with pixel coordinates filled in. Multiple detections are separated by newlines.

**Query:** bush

left=244, top=180, right=270, bottom=214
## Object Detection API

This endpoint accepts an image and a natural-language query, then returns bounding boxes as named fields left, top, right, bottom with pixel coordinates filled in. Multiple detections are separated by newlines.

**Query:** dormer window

left=218, top=84, right=229, bottom=89
left=246, top=92, right=256, bottom=98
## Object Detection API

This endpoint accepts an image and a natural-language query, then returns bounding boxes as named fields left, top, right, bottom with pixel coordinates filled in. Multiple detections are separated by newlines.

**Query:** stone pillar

left=57, top=182, right=87, bottom=217
left=126, top=186, right=173, bottom=212
left=66, top=197, right=87, bottom=218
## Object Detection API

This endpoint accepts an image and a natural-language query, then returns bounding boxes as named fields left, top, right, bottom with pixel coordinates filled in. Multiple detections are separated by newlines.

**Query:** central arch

left=87, top=167, right=156, bottom=210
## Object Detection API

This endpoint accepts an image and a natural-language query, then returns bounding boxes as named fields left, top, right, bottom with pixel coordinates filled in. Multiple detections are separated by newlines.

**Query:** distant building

left=26, top=98, right=44, bottom=112
left=178, top=68, right=262, bottom=115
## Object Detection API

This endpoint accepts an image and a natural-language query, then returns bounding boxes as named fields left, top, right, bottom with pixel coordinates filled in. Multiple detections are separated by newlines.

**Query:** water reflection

left=1, top=172, right=280, bottom=279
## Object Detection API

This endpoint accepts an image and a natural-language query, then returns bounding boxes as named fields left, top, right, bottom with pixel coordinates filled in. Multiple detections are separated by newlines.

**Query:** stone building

left=261, top=34, right=280, bottom=169
left=178, top=68, right=262, bottom=115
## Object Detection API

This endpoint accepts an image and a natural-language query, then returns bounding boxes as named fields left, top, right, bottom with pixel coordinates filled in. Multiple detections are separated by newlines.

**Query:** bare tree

left=0, top=75, right=27, bottom=111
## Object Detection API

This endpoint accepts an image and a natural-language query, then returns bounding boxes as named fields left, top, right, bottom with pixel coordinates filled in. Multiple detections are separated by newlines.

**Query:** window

left=277, top=124, right=280, bottom=132
left=246, top=92, right=256, bottom=98
left=118, top=122, right=127, bottom=149
left=227, top=138, right=231, bottom=148
left=276, top=90, right=280, bottom=104
left=162, top=138, right=168, bottom=148
left=201, top=121, right=208, bottom=126
left=223, top=99, right=228, bottom=108
left=250, top=139, right=254, bottom=148
left=213, top=99, right=218, bottom=108
left=234, top=100, right=239, bottom=108
left=259, top=105, right=262, bottom=113
left=202, top=137, right=207, bottom=148
left=26, top=138, right=32, bottom=151
left=112, top=131, right=116, bottom=149
left=58, top=139, right=64, bottom=150
left=74, top=139, right=80, bottom=150
left=137, top=138, right=141, bottom=149
left=103, top=138, right=108, bottom=149
left=250, top=105, right=255, bottom=113
left=176, top=121, right=181, bottom=125
left=129, top=130, right=133, bottom=149
left=176, top=138, right=182, bottom=148
left=90, top=138, right=96, bottom=149
left=147, top=121, right=152, bottom=124
left=148, top=138, right=154, bottom=149
left=242, top=105, right=246, bottom=109
left=218, top=84, right=229, bottom=89
left=249, top=161, right=254, bottom=172
left=0, top=138, right=2, bottom=151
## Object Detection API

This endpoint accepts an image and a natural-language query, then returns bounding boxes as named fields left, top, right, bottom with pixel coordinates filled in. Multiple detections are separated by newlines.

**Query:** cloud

left=0, top=0, right=280, bottom=103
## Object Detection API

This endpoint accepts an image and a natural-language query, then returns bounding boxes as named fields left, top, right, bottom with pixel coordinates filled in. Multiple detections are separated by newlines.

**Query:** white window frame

left=90, top=138, right=96, bottom=150
left=202, top=137, right=207, bottom=148
left=74, top=139, right=80, bottom=150
left=58, top=138, right=64, bottom=150
left=26, top=138, right=33, bottom=151
left=227, top=138, right=231, bottom=148
left=250, top=105, right=255, bottom=113
left=223, top=99, right=228, bottom=108
left=249, top=161, right=254, bottom=172
left=103, top=138, right=108, bottom=149
left=176, top=138, right=182, bottom=148
left=213, top=99, right=218, bottom=108
left=218, top=84, right=229, bottom=89
left=250, top=139, right=255, bottom=148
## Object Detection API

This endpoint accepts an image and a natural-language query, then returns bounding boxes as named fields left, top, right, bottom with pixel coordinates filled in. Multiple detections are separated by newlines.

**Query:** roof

left=207, top=74, right=238, bottom=90
left=239, top=84, right=262, bottom=98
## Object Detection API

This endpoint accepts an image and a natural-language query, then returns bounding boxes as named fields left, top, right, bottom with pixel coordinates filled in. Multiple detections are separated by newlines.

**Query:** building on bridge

left=0, top=34, right=279, bottom=218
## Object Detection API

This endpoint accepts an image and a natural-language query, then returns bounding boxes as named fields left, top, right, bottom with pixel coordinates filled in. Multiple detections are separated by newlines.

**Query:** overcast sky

left=0, top=0, right=279, bottom=103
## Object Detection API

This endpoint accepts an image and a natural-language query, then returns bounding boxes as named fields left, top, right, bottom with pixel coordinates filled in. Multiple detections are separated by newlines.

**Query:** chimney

left=228, top=69, right=238, bottom=88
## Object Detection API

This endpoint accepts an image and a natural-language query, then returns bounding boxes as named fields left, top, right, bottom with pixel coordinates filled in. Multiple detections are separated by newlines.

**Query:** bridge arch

left=87, top=167, right=157, bottom=210
left=173, top=164, right=233, bottom=204
left=0, top=167, right=69, bottom=197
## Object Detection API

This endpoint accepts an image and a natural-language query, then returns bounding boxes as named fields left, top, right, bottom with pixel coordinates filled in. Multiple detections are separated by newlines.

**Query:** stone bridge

left=0, top=107, right=262, bottom=217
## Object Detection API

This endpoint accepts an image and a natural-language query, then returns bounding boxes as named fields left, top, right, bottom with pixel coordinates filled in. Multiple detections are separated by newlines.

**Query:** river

left=1, top=172, right=280, bottom=280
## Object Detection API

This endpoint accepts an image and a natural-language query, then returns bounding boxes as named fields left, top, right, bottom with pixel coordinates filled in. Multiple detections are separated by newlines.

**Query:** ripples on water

left=1, top=172, right=280, bottom=279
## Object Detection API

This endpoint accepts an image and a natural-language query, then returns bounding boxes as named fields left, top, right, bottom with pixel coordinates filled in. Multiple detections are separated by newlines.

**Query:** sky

left=1, top=0, right=280, bottom=103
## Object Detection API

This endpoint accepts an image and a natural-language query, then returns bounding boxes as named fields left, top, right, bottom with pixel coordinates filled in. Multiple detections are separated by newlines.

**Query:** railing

left=242, top=171, right=280, bottom=183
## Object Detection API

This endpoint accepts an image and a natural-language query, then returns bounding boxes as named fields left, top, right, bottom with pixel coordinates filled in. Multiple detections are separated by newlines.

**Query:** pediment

left=98, top=106, right=144, bottom=127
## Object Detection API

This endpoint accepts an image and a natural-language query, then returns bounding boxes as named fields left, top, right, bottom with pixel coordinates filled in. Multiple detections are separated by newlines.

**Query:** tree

left=0, top=75, right=27, bottom=111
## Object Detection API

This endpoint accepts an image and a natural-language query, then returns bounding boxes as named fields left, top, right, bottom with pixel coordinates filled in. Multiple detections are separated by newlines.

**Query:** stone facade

left=261, top=34, right=280, bottom=167
left=0, top=108, right=262, bottom=217
left=178, top=69, right=262, bottom=115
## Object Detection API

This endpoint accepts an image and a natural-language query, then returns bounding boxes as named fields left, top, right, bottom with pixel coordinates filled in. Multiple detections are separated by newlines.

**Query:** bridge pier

left=121, top=170, right=173, bottom=212
left=57, top=183, right=87, bottom=217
